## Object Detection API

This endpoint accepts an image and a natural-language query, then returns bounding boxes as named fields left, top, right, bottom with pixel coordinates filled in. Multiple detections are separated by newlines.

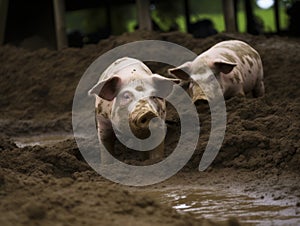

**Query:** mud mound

left=0, top=30, right=299, bottom=172
left=0, top=137, right=88, bottom=177
left=0, top=30, right=300, bottom=225
left=0, top=138, right=240, bottom=226
left=0, top=169, right=206, bottom=226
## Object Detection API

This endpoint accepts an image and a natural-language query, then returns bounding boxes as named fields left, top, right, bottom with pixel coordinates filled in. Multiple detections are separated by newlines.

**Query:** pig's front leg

left=98, top=117, right=116, bottom=164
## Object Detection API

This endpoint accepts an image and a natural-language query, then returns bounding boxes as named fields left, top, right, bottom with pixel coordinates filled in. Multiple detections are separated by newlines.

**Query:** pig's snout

left=190, top=83, right=209, bottom=106
left=129, top=99, right=163, bottom=139
left=136, top=111, right=157, bottom=128
left=130, top=110, right=159, bottom=139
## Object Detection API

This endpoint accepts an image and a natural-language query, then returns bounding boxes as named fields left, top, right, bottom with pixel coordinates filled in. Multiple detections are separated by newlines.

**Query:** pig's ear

left=152, top=74, right=180, bottom=98
left=88, top=76, right=122, bottom=101
left=213, top=60, right=237, bottom=74
left=168, top=61, right=192, bottom=81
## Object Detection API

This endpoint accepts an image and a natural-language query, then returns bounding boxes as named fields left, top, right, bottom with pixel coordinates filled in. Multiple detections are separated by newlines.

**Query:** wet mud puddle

left=150, top=187, right=300, bottom=225
left=13, top=133, right=74, bottom=148
left=11, top=134, right=300, bottom=225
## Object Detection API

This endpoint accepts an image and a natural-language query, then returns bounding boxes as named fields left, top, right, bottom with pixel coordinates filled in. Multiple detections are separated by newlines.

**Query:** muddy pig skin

left=168, top=40, right=264, bottom=103
left=89, top=57, right=179, bottom=163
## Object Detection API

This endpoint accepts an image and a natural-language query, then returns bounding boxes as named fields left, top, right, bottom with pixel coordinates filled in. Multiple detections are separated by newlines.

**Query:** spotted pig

left=168, top=40, right=264, bottom=104
left=89, top=57, right=179, bottom=163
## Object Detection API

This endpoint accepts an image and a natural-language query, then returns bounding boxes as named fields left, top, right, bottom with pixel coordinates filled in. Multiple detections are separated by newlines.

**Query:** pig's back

left=100, top=57, right=152, bottom=81
left=204, top=40, right=263, bottom=90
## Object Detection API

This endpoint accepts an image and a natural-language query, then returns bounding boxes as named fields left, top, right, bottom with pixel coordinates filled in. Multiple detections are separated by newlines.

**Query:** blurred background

left=0, top=0, right=299, bottom=49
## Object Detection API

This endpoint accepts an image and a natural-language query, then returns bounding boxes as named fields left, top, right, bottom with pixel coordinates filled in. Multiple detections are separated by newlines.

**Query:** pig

left=88, top=57, right=179, bottom=163
left=168, top=40, right=264, bottom=104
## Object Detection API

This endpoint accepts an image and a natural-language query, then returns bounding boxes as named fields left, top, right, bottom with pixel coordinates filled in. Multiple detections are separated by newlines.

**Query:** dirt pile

left=0, top=135, right=240, bottom=226
left=0, top=30, right=300, bottom=225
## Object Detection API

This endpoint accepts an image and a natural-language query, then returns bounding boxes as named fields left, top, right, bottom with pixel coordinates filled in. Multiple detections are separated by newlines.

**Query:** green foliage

left=66, top=8, right=107, bottom=33
left=190, top=0, right=223, bottom=14
left=152, top=0, right=289, bottom=33
left=65, top=0, right=290, bottom=35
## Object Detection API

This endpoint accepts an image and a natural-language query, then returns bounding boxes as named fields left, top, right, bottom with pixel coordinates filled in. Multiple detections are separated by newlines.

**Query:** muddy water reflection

left=14, top=133, right=74, bottom=148
left=12, top=135, right=300, bottom=225
left=154, top=188, right=300, bottom=225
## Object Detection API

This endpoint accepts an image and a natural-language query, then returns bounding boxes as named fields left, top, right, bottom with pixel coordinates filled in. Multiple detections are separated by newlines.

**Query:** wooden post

left=136, top=0, right=152, bottom=30
left=105, top=0, right=112, bottom=35
left=274, top=0, right=280, bottom=33
left=53, top=0, right=68, bottom=49
left=233, top=0, right=239, bottom=31
left=222, top=0, right=236, bottom=32
left=245, top=0, right=260, bottom=34
left=184, top=0, right=191, bottom=33
left=0, top=0, right=8, bottom=45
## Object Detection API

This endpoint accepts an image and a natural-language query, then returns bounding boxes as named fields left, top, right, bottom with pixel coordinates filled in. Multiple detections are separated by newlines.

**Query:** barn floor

left=0, top=31, right=299, bottom=225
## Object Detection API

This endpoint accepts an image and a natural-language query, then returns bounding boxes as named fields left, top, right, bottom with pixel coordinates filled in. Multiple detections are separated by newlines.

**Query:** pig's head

left=168, top=58, right=236, bottom=105
left=89, top=74, right=179, bottom=139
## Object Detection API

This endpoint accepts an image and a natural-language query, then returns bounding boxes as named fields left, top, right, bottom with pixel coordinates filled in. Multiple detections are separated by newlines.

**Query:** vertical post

left=222, top=0, right=236, bottom=32
left=274, top=0, right=280, bottom=33
left=136, top=0, right=152, bottom=30
left=184, top=0, right=191, bottom=33
left=53, top=0, right=68, bottom=49
left=0, top=0, right=8, bottom=45
left=245, top=0, right=256, bottom=34
left=105, top=0, right=112, bottom=35
left=233, top=0, right=239, bottom=31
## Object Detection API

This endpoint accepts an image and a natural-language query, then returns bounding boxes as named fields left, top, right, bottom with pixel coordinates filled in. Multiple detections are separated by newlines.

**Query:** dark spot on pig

left=246, top=57, right=254, bottom=67
left=248, top=69, right=251, bottom=74
left=234, top=74, right=241, bottom=83
left=196, top=67, right=207, bottom=74
left=135, top=85, right=144, bottom=91
left=102, top=112, right=109, bottom=118
left=221, top=53, right=237, bottom=63
left=249, top=50, right=260, bottom=61
left=241, top=57, right=246, bottom=64
left=97, top=103, right=103, bottom=114
left=224, top=44, right=256, bottom=64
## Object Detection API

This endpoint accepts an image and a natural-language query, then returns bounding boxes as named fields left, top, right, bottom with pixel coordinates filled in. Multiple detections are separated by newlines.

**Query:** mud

left=0, top=31, right=300, bottom=225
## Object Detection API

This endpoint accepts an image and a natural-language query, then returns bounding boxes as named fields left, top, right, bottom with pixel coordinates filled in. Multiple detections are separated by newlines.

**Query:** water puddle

left=150, top=187, right=300, bottom=225
left=11, top=134, right=300, bottom=225
left=13, top=133, right=74, bottom=148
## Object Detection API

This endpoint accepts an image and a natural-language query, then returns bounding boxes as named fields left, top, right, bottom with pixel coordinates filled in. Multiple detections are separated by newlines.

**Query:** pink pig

left=168, top=40, right=264, bottom=104
left=89, top=57, right=178, bottom=163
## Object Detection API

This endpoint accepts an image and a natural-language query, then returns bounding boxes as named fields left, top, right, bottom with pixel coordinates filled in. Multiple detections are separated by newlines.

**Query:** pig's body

left=89, top=57, right=177, bottom=163
left=169, top=40, right=264, bottom=102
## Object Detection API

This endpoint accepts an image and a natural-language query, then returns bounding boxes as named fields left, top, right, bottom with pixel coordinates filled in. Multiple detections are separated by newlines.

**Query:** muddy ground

left=0, top=31, right=299, bottom=225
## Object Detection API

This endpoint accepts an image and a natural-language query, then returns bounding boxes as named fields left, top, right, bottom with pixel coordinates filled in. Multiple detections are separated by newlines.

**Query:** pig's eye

left=206, top=76, right=214, bottom=82
left=123, top=92, right=131, bottom=99
left=119, top=91, right=133, bottom=105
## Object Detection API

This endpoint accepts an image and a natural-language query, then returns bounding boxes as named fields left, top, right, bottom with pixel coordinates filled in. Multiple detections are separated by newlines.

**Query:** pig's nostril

left=138, top=112, right=156, bottom=126
left=140, top=116, right=148, bottom=124
left=194, top=99, right=208, bottom=106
